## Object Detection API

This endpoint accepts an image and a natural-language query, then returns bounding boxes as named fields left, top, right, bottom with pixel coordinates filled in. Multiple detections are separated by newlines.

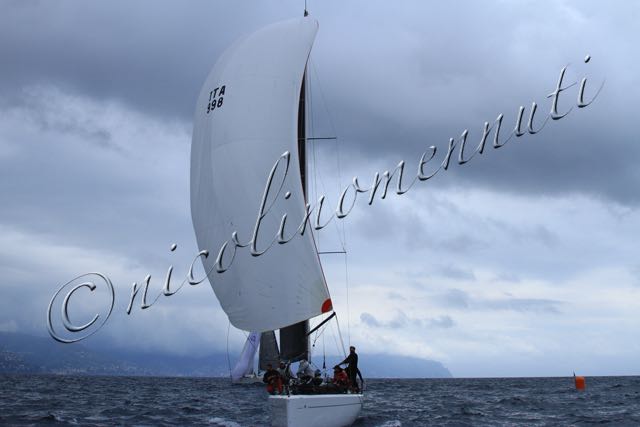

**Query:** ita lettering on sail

left=206, top=85, right=226, bottom=114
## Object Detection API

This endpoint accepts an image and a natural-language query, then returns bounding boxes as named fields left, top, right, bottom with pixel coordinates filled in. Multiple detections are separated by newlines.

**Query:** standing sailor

left=338, top=346, right=359, bottom=390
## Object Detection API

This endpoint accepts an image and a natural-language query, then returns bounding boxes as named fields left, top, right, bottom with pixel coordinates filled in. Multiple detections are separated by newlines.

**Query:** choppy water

left=0, top=375, right=638, bottom=426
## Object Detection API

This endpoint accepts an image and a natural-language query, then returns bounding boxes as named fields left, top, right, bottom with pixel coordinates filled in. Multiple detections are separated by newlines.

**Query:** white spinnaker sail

left=231, top=331, right=260, bottom=380
left=191, top=17, right=332, bottom=332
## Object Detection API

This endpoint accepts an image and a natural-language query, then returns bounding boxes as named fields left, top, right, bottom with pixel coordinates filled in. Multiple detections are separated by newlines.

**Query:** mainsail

left=190, top=17, right=332, bottom=332
left=259, top=331, right=280, bottom=371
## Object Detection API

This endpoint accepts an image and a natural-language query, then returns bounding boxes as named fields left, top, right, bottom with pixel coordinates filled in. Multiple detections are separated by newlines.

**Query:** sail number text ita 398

left=207, top=85, right=226, bottom=114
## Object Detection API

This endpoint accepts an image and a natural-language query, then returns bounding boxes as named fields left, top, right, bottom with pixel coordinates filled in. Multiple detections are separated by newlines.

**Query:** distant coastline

left=0, top=332, right=451, bottom=379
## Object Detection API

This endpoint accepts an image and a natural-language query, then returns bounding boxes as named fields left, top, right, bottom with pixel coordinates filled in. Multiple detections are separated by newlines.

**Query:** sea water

left=1, top=375, right=638, bottom=426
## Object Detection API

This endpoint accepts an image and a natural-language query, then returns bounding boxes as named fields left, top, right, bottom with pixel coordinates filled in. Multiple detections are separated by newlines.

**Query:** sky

left=1, top=0, right=638, bottom=377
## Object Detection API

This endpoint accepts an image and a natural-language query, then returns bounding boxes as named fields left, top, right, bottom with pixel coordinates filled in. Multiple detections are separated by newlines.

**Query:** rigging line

left=309, top=60, right=351, bottom=346
left=322, top=328, right=326, bottom=370
left=329, top=317, right=342, bottom=360
left=328, top=67, right=350, bottom=346
left=344, top=251, right=351, bottom=346
left=309, top=58, right=338, bottom=137
left=310, top=68, right=346, bottom=253
left=313, top=55, right=348, bottom=251
left=308, top=59, right=345, bottom=252
left=226, top=320, right=232, bottom=379
left=310, top=313, right=324, bottom=348
left=334, top=121, right=347, bottom=250
left=334, top=313, right=348, bottom=359
left=308, top=58, right=352, bottom=351
left=307, top=311, right=337, bottom=336
left=319, top=322, right=332, bottom=346
left=326, top=156, right=350, bottom=349
left=311, top=319, right=330, bottom=349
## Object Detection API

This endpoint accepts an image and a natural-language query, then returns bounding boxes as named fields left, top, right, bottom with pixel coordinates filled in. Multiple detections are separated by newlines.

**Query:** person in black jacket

left=338, top=346, right=360, bottom=391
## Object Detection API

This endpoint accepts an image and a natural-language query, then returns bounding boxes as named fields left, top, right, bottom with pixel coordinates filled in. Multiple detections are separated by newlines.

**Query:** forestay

left=191, top=17, right=331, bottom=332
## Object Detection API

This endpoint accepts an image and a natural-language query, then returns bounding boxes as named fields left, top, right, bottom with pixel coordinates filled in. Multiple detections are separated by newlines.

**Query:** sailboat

left=230, top=331, right=261, bottom=384
left=190, top=15, right=363, bottom=427
left=231, top=331, right=280, bottom=385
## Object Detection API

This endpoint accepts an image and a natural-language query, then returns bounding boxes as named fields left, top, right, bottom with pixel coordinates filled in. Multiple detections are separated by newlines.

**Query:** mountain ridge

left=0, top=332, right=452, bottom=378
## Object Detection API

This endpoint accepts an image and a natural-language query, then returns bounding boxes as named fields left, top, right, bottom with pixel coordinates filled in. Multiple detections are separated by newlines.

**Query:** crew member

left=312, top=369, right=323, bottom=386
left=263, top=363, right=282, bottom=395
left=297, top=359, right=314, bottom=383
left=332, top=365, right=350, bottom=389
left=277, top=361, right=292, bottom=384
left=338, top=346, right=359, bottom=391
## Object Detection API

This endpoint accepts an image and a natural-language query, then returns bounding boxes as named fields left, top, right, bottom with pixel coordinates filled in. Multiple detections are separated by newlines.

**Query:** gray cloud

left=360, top=312, right=380, bottom=328
left=318, top=3, right=638, bottom=207
left=629, top=265, right=640, bottom=287
left=437, top=289, right=471, bottom=309
left=1, top=0, right=637, bottom=207
left=0, top=0, right=294, bottom=121
left=435, top=289, right=562, bottom=314
left=492, top=272, right=522, bottom=283
left=386, top=292, right=406, bottom=301
left=483, top=297, right=562, bottom=314
left=360, top=311, right=455, bottom=330
left=435, top=265, right=476, bottom=281
left=428, top=315, right=454, bottom=329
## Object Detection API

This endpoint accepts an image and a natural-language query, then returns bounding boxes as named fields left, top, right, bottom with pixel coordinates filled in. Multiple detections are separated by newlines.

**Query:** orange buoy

left=574, top=375, right=586, bottom=390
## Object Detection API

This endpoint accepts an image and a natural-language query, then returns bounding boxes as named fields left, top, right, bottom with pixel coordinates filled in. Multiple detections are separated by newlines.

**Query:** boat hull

left=269, top=394, right=363, bottom=427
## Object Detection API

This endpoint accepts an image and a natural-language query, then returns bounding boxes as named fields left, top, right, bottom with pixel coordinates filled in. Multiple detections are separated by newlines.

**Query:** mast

left=279, top=68, right=311, bottom=363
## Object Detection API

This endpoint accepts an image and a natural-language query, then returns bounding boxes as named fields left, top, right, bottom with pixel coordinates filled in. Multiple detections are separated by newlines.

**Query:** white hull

left=269, top=394, right=363, bottom=427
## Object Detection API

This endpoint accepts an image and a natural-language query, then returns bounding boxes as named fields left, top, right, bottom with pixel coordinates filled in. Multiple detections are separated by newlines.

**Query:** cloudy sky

left=1, top=0, right=638, bottom=377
